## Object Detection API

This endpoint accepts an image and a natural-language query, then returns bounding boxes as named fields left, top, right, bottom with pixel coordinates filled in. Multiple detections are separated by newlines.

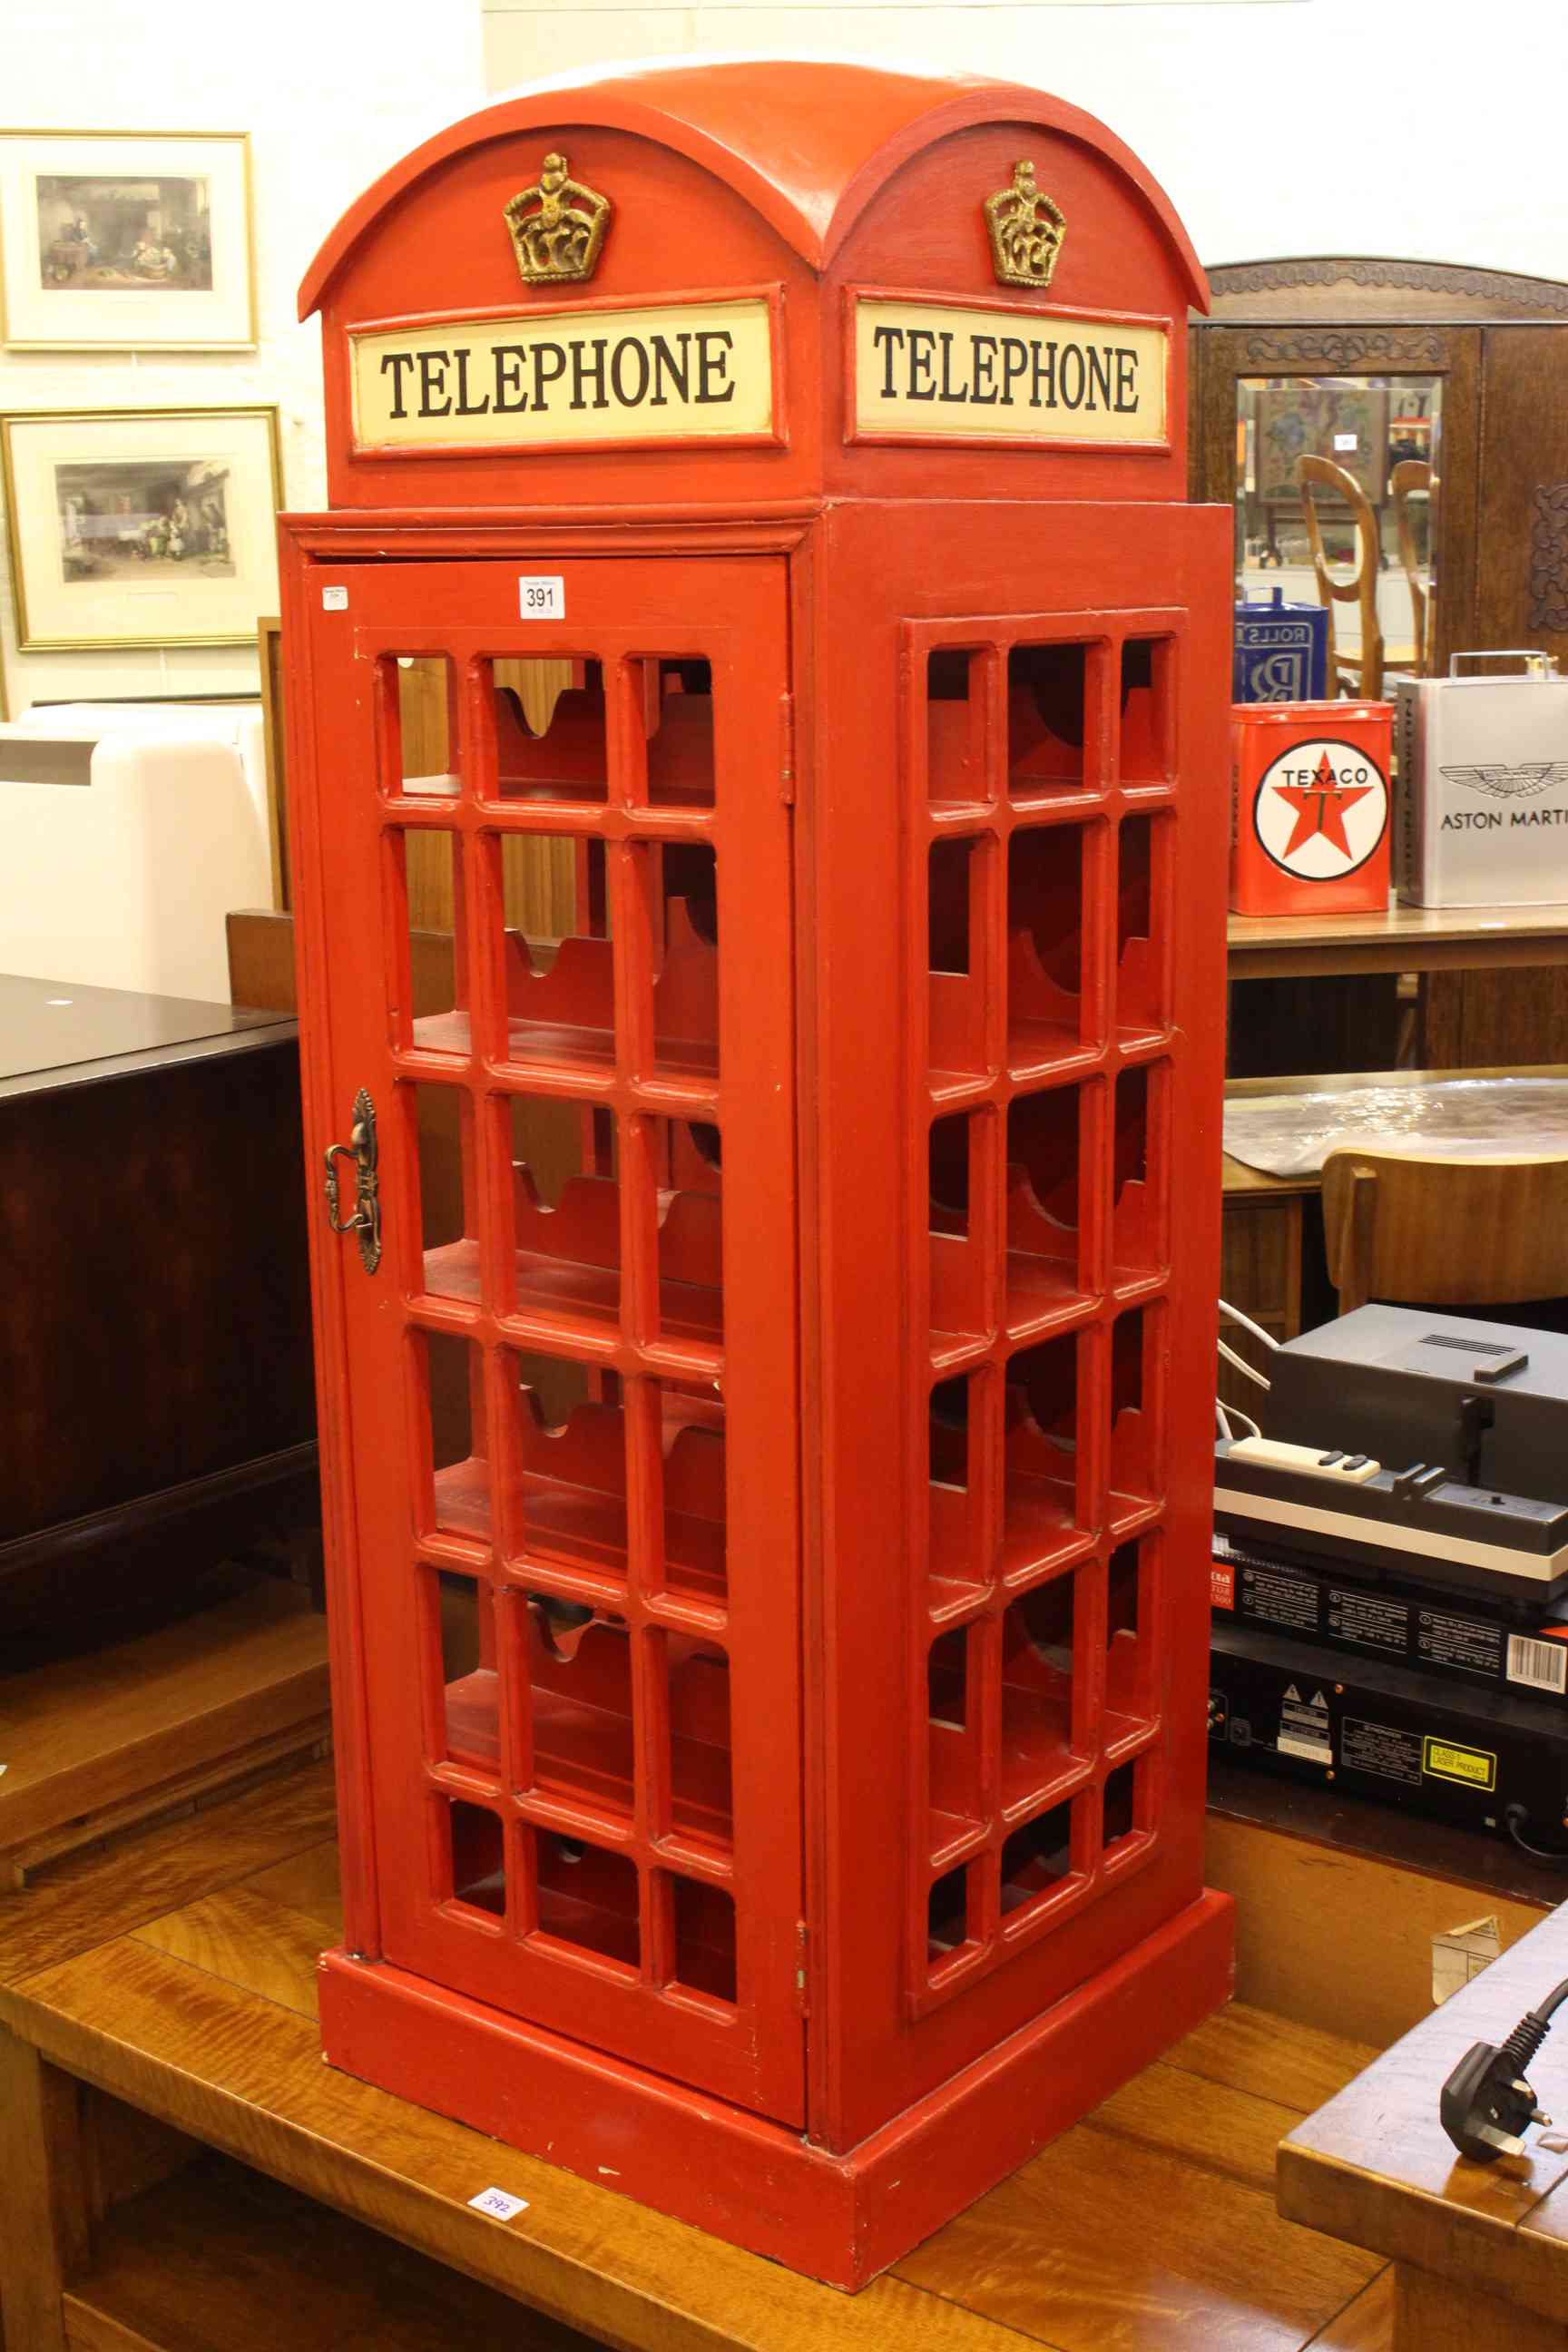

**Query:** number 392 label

left=468, top=2185, right=529, bottom=2220
left=519, top=574, right=565, bottom=618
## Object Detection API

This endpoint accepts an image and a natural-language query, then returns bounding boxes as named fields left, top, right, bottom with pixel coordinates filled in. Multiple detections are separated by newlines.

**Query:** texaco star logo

left=1253, top=738, right=1389, bottom=879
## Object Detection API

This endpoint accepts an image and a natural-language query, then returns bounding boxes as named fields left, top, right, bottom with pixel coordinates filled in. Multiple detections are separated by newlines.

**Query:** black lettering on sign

left=380, top=351, right=416, bottom=420
left=532, top=342, right=567, bottom=409
left=938, top=331, right=968, bottom=403
left=695, top=329, right=736, bottom=404
left=873, top=323, right=904, bottom=397
left=1032, top=341, right=1057, bottom=408
left=650, top=331, right=691, bottom=407
left=1115, top=348, right=1139, bottom=412
left=493, top=346, right=527, bottom=412
left=417, top=349, right=451, bottom=416
left=970, top=334, right=997, bottom=405
left=610, top=337, right=650, bottom=407
left=387, top=327, right=752, bottom=416
left=570, top=337, right=609, bottom=411
left=453, top=348, right=490, bottom=416
left=850, top=317, right=1148, bottom=418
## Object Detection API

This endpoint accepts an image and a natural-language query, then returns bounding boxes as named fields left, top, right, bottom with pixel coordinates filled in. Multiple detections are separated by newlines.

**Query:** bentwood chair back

left=1390, top=457, right=1436, bottom=677
left=1321, top=1149, right=1568, bottom=1315
left=1297, top=454, right=1385, bottom=699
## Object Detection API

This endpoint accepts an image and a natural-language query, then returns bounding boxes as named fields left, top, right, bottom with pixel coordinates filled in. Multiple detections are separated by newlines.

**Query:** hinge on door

left=779, top=691, right=796, bottom=807
left=793, top=1919, right=810, bottom=2016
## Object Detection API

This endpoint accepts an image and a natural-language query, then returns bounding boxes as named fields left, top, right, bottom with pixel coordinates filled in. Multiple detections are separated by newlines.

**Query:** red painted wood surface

left=800, top=497, right=1231, bottom=2150
left=299, top=62, right=1200, bottom=516
left=318, top=1886, right=1233, bottom=2291
left=281, top=57, right=1235, bottom=2288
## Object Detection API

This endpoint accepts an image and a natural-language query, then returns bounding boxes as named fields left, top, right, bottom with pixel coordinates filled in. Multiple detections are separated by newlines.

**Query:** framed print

left=1, top=407, right=282, bottom=649
left=0, top=131, right=254, bottom=349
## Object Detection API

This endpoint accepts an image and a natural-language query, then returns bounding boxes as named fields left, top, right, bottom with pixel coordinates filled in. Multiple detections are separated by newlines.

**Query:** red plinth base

left=319, top=1887, right=1233, bottom=2290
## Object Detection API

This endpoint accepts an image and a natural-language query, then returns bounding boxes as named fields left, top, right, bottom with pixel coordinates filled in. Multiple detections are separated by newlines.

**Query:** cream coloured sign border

left=846, top=285, right=1173, bottom=454
left=346, top=283, right=788, bottom=457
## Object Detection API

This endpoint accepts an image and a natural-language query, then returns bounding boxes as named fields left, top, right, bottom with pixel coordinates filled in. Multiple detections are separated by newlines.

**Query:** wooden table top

left=0, top=970, right=294, bottom=1100
left=1221, top=1062, right=1568, bottom=1197
left=1228, top=900, right=1568, bottom=981
left=1279, top=1898, right=1568, bottom=2335
left=0, top=1756, right=1393, bottom=2352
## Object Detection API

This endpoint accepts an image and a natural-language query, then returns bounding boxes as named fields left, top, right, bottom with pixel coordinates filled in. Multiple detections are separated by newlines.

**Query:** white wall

left=483, top=0, right=1568, bottom=285
left=8, top=0, right=1556, bottom=718
left=0, top=0, right=485, bottom=717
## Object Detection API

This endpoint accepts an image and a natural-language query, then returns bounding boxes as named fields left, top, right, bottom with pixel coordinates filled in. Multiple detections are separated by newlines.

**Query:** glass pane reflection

left=1235, top=372, right=1442, bottom=680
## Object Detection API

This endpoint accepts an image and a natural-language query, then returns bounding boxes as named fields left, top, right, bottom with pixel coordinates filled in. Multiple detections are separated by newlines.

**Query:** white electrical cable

left=1217, top=1300, right=1272, bottom=1448
left=1219, top=1297, right=1281, bottom=1353
left=1219, top=1337, right=1271, bottom=1392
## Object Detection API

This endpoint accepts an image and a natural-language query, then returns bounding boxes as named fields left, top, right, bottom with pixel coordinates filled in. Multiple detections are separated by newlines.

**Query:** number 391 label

left=519, top=575, right=564, bottom=619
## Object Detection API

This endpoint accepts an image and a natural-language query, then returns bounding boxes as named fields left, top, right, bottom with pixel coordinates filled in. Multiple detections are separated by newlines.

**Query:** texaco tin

left=1230, top=700, right=1393, bottom=916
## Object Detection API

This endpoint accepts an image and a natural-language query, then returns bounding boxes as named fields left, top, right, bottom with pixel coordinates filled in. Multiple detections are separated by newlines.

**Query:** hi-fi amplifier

left=1210, top=1617, right=1568, bottom=1847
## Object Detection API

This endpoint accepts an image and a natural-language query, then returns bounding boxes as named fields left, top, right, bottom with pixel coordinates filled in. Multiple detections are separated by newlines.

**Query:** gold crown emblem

left=984, top=160, right=1065, bottom=290
left=504, top=150, right=611, bottom=285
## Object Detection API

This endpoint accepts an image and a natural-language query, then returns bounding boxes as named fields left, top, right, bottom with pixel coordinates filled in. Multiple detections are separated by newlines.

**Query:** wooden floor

left=0, top=1756, right=1396, bottom=2351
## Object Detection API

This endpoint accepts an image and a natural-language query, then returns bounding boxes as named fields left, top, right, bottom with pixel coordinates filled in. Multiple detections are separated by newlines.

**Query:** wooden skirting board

left=0, top=1581, right=330, bottom=1889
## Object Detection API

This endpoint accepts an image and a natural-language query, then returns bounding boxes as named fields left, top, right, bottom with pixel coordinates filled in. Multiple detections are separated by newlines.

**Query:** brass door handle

left=323, top=1087, right=382, bottom=1273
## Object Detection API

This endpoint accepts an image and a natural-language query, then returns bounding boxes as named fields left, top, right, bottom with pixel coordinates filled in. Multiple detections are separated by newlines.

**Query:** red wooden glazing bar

left=495, top=1577, right=539, bottom=1817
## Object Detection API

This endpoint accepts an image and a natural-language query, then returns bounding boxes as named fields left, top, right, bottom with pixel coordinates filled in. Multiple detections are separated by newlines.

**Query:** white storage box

left=1395, top=653, right=1568, bottom=906
left=0, top=701, right=270, bottom=1000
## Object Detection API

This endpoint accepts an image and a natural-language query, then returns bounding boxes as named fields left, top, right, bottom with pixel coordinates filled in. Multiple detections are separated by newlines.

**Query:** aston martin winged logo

left=1440, top=762, right=1568, bottom=800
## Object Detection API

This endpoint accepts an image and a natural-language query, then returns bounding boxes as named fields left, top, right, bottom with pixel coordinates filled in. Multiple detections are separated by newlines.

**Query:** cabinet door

left=292, top=554, right=804, bottom=2125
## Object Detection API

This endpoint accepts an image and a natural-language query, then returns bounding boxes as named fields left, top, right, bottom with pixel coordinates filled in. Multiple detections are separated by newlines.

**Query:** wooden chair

left=1321, top=1149, right=1568, bottom=1313
left=1297, top=454, right=1385, bottom=698
left=1390, top=457, right=1436, bottom=675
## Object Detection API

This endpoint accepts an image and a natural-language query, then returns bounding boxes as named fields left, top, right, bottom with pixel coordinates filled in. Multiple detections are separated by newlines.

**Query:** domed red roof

left=299, top=57, right=1207, bottom=319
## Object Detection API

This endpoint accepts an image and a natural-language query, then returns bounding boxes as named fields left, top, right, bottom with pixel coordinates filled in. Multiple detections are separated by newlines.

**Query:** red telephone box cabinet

left=282, top=59, right=1235, bottom=2288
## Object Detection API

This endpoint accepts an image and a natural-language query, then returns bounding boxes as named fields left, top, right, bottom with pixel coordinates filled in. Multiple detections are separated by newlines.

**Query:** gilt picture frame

left=0, top=407, right=282, bottom=650
left=0, top=130, right=255, bottom=350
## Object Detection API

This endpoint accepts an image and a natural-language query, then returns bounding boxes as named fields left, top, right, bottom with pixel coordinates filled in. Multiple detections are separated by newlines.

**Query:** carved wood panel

left=1475, top=328, right=1568, bottom=665
left=1530, top=484, right=1568, bottom=632
left=1210, top=256, right=1568, bottom=322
